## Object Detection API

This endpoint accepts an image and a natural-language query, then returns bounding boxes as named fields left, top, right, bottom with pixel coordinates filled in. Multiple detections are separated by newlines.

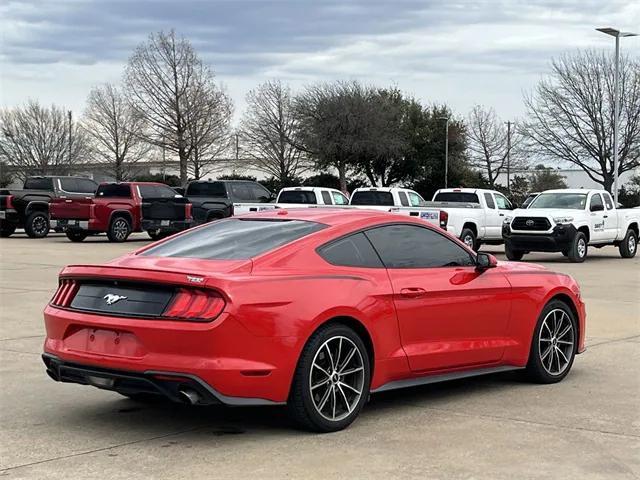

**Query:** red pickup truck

left=50, top=182, right=192, bottom=242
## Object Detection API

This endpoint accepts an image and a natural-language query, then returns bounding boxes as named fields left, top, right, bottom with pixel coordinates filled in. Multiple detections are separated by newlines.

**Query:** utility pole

left=438, top=117, right=450, bottom=188
left=506, top=121, right=512, bottom=194
left=235, top=133, right=239, bottom=162
left=67, top=110, right=72, bottom=173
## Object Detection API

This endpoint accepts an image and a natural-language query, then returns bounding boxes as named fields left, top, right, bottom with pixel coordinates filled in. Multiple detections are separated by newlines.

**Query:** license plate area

left=161, top=220, right=170, bottom=226
left=64, top=328, right=147, bottom=358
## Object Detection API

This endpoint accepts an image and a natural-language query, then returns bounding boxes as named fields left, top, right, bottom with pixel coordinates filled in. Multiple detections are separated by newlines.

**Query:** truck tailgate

left=141, top=197, right=190, bottom=220
left=50, top=197, right=93, bottom=220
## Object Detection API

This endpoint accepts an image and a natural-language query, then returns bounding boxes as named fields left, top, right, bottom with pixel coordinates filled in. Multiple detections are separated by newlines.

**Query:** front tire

left=107, top=216, right=131, bottom=242
left=567, top=232, right=588, bottom=263
left=24, top=211, right=50, bottom=238
left=505, top=242, right=524, bottom=261
left=288, top=324, right=371, bottom=432
left=619, top=229, right=637, bottom=258
left=525, top=300, right=578, bottom=384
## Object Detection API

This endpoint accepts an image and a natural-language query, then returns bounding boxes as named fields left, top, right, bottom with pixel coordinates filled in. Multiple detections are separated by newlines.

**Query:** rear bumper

left=52, top=219, right=89, bottom=232
left=502, top=224, right=577, bottom=252
left=0, top=209, right=20, bottom=225
left=141, top=219, right=193, bottom=232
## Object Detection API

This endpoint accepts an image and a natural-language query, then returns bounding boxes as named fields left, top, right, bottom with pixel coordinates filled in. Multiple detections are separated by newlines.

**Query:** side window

left=321, top=191, right=333, bottom=205
left=96, top=184, right=131, bottom=198
left=494, top=193, right=512, bottom=210
left=603, top=193, right=614, bottom=210
left=408, top=192, right=423, bottom=207
left=590, top=193, right=604, bottom=212
left=365, top=224, right=475, bottom=268
left=24, top=177, right=53, bottom=190
left=318, top=232, right=383, bottom=268
left=332, top=192, right=349, bottom=205
left=138, top=185, right=157, bottom=199
left=228, top=183, right=254, bottom=201
left=76, top=178, right=98, bottom=193
left=250, top=184, right=271, bottom=201
left=155, top=185, right=178, bottom=198
left=484, top=193, right=496, bottom=209
left=398, top=191, right=410, bottom=207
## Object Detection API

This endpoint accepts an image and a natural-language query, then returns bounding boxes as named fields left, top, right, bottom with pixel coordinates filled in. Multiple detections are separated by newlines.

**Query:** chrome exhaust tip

left=178, top=388, right=200, bottom=405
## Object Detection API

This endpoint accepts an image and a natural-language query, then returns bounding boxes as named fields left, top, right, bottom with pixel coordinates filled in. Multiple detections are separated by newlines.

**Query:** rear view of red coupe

left=43, top=209, right=586, bottom=432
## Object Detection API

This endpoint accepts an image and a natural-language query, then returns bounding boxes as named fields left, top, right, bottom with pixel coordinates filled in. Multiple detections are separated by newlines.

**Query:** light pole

left=596, top=27, right=638, bottom=204
left=505, top=121, right=512, bottom=194
left=438, top=117, right=450, bottom=188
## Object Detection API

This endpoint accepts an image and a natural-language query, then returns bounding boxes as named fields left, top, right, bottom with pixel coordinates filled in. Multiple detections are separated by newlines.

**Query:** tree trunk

left=338, top=164, right=347, bottom=194
left=602, top=174, right=614, bottom=194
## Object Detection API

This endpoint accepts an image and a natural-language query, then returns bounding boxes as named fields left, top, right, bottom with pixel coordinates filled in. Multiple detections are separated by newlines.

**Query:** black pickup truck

left=184, top=180, right=273, bottom=224
left=0, top=176, right=98, bottom=238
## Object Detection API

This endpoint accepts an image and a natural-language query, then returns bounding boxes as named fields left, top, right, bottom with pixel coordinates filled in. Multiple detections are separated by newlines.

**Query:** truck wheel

left=618, top=229, right=637, bottom=258
left=567, top=232, right=588, bottom=263
left=460, top=228, right=478, bottom=251
left=505, top=243, right=524, bottom=261
left=24, top=211, right=50, bottom=238
left=107, top=216, right=131, bottom=242
left=66, top=231, right=88, bottom=242
left=0, top=222, right=16, bottom=238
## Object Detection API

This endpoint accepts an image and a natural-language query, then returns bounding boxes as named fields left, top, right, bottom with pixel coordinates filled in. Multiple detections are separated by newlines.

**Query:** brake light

left=51, top=279, right=78, bottom=307
left=89, top=203, right=96, bottom=219
left=185, top=203, right=192, bottom=219
left=163, top=288, right=225, bottom=321
left=5, top=195, right=14, bottom=210
left=439, top=210, right=448, bottom=230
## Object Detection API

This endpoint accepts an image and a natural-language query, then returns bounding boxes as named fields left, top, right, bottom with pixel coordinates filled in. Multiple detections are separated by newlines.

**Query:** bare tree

left=125, top=30, right=226, bottom=184
left=0, top=101, right=85, bottom=181
left=239, top=80, right=308, bottom=183
left=83, top=83, right=151, bottom=181
left=521, top=50, right=640, bottom=192
left=185, top=84, right=233, bottom=179
left=467, top=105, right=523, bottom=186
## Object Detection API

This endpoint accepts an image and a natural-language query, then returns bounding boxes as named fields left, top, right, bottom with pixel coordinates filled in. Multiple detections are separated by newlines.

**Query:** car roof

left=238, top=207, right=406, bottom=227
left=540, top=189, right=598, bottom=194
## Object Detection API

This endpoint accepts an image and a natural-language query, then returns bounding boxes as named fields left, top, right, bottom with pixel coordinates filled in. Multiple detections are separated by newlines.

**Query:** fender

left=25, top=200, right=49, bottom=216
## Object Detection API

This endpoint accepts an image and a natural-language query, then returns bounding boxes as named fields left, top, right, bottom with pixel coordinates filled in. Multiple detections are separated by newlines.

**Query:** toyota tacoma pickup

left=0, top=176, right=98, bottom=238
left=233, top=186, right=349, bottom=215
left=502, top=189, right=639, bottom=262
left=420, top=188, right=515, bottom=250
left=50, top=182, right=192, bottom=242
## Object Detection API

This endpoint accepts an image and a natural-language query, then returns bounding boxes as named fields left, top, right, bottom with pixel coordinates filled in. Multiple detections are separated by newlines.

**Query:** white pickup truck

left=349, top=187, right=425, bottom=209
left=420, top=188, right=515, bottom=250
left=233, top=187, right=349, bottom=215
left=502, top=189, right=639, bottom=262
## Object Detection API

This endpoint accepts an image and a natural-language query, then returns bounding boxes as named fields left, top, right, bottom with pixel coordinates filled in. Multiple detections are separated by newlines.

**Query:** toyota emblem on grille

left=103, top=294, right=127, bottom=305
left=526, top=219, right=535, bottom=227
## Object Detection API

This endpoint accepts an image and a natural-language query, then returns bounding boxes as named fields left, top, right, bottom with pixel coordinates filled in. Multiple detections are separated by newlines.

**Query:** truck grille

left=511, top=217, right=551, bottom=231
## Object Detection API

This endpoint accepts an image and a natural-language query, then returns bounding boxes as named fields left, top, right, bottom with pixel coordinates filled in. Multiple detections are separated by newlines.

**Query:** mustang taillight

left=439, top=210, right=448, bottom=230
left=51, top=279, right=78, bottom=307
left=163, top=289, right=225, bottom=321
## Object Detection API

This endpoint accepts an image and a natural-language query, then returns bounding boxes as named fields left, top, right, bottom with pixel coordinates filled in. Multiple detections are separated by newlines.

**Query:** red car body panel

left=43, top=209, right=586, bottom=404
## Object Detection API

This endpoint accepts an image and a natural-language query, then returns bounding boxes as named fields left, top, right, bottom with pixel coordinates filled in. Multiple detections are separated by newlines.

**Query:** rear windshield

left=96, top=184, right=132, bottom=198
left=350, top=191, right=394, bottom=206
left=141, top=219, right=326, bottom=260
left=278, top=190, right=318, bottom=204
left=186, top=182, right=227, bottom=197
left=24, top=177, right=54, bottom=190
left=433, top=192, right=479, bottom=203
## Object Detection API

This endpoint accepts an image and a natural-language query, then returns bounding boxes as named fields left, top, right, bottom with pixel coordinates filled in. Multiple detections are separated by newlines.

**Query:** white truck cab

left=503, top=189, right=639, bottom=262
left=349, top=187, right=424, bottom=209
left=277, top=187, right=349, bottom=206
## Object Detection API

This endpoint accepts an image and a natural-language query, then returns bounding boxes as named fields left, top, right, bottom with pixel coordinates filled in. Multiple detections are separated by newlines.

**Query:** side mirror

left=476, top=252, right=498, bottom=271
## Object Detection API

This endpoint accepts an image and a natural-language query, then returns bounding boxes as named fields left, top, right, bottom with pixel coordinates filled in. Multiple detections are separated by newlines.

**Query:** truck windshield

left=350, top=191, right=394, bottom=206
left=141, top=218, right=326, bottom=260
left=529, top=193, right=587, bottom=210
left=433, top=192, right=479, bottom=203
left=278, top=191, right=317, bottom=204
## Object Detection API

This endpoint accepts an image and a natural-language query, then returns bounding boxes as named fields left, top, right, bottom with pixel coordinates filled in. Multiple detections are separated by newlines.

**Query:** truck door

left=588, top=193, right=607, bottom=243
left=601, top=192, right=618, bottom=241
left=483, top=193, right=502, bottom=239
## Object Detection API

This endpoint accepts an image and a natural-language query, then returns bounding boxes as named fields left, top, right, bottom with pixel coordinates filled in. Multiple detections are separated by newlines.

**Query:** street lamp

left=438, top=117, right=449, bottom=188
left=596, top=27, right=638, bottom=204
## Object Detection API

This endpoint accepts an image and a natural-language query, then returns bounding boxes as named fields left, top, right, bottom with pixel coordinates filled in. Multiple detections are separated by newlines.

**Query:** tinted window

left=603, top=193, right=614, bottom=210
left=350, top=191, right=394, bottom=206
left=433, top=192, right=479, bottom=203
left=250, top=184, right=271, bottom=201
left=76, top=178, right=98, bottom=193
left=141, top=219, right=325, bottom=260
left=408, top=192, right=423, bottom=207
left=318, top=233, right=383, bottom=268
left=138, top=185, right=156, bottom=199
left=522, top=194, right=537, bottom=208
left=484, top=193, right=495, bottom=209
left=278, top=190, right=318, bottom=204
left=398, top=192, right=410, bottom=207
left=24, top=177, right=53, bottom=190
left=332, top=192, right=349, bottom=205
left=590, top=194, right=604, bottom=211
left=529, top=193, right=587, bottom=209
left=186, top=182, right=227, bottom=197
left=139, top=185, right=176, bottom=199
left=494, top=193, right=512, bottom=210
left=365, top=224, right=475, bottom=268
left=96, top=184, right=131, bottom=198
left=321, top=191, right=333, bottom=205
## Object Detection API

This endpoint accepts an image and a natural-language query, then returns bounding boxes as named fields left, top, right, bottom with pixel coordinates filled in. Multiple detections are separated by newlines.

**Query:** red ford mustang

left=43, top=209, right=586, bottom=432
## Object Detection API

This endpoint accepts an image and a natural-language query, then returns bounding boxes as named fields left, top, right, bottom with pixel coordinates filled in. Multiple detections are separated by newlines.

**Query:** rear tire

left=147, top=229, right=162, bottom=241
left=0, top=222, right=16, bottom=238
left=66, top=231, right=88, bottom=242
left=460, top=228, right=478, bottom=251
left=288, top=324, right=371, bottom=432
left=505, top=242, right=524, bottom=261
left=525, top=300, right=578, bottom=384
left=567, top=232, right=588, bottom=263
left=618, top=229, right=637, bottom=258
left=107, top=216, right=131, bottom=242
left=24, top=211, right=50, bottom=238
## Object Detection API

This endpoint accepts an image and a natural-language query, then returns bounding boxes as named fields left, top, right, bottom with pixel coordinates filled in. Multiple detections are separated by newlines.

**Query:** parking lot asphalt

left=1, top=232, right=638, bottom=479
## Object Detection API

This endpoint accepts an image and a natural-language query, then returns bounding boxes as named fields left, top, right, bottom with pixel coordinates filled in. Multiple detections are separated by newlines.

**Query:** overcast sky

left=1, top=0, right=638, bottom=123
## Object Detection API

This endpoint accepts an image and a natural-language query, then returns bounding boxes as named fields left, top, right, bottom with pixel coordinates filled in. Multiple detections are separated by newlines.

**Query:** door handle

left=603, top=215, right=608, bottom=218
left=499, top=213, right=504, bottom=216
left=400, top=287, right=427, bottom=298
